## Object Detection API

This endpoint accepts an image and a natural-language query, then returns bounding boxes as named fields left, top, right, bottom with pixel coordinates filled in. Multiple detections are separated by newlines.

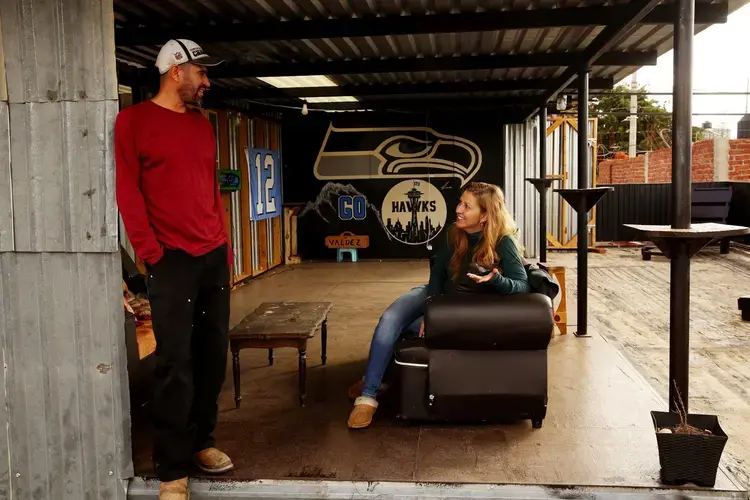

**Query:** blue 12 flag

left=246, top=148, right=282, bottom=221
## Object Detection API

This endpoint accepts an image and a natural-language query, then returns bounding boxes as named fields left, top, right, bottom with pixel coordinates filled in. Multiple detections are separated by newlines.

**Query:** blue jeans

left=362, top=285, right=427, bottom=398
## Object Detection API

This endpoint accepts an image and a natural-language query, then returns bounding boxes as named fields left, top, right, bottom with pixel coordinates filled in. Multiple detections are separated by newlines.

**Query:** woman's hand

left=466, top=268, right=499, bottom=283
left=419, top=320, right=425, bottom=338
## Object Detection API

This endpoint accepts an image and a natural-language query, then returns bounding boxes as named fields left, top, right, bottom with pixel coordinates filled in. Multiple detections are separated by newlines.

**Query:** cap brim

left=192, top=55, right=224, bottom=67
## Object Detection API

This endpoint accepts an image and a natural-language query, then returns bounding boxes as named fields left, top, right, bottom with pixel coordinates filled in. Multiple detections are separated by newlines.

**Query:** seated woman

left=347, top=181, right=531, bottom=429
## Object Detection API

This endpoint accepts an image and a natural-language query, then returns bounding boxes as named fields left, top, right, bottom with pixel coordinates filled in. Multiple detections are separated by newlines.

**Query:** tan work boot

left=159, top=477, right=189, bottom=500
left=194, top=447, right=234, bottom=474
left=347, top=396, right=378, bottom=429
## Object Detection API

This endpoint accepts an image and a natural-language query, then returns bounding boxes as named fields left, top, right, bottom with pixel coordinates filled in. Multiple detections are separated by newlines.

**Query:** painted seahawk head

left=313, top=125, right=482, bottom=186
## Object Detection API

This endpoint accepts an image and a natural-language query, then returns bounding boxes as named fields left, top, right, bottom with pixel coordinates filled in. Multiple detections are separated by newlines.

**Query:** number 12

left=254, top=152, right=276, bottom=215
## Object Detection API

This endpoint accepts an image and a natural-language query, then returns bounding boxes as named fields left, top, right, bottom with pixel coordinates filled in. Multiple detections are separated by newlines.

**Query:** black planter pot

left=651, top=410, right=728, bottom=487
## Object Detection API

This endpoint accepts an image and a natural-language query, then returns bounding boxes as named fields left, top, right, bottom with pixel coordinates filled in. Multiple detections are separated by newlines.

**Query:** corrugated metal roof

left=113, top=0, right=747, bottom=111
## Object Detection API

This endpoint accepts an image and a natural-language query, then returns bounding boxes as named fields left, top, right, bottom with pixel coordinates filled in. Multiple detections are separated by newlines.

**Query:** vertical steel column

left=539, top=106, right=548, bottom=263
left=669, top=0, right=694, bottom=413
left=577, top=67, right=590, bottom=336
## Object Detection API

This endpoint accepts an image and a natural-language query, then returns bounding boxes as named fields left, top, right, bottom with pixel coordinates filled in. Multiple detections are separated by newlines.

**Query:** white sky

left=617, top=2, right=750, bottom=137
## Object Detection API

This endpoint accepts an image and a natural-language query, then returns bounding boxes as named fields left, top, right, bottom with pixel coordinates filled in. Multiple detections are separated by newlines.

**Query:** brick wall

left=597, top=139, right=750, bottom=184
left=611, top=156, right=645, bottom=183
left=692, top=140, right=715, bottom=182
left=729, top=140, right=750, bottom=181
left=647, top=148, right=672, bottom=183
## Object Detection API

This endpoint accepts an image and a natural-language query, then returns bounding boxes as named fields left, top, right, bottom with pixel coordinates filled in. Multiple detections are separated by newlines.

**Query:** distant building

left=739, top=114, right=750, bottom=139
left=700, top=121, right=733, bottom=139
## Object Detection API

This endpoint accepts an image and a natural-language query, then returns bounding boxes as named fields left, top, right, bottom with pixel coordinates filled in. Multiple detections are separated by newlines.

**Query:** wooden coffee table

left=229, top=301, right=333, bottom=408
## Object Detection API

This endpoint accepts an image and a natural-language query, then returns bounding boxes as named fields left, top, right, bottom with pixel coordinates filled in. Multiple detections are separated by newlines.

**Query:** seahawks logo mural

left=313, top=125, right=483, bottom=186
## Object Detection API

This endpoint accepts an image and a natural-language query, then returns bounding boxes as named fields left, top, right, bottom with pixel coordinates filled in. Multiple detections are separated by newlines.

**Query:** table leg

left=268, top=348, right=274, bottom=366
left=298, top=341, right=308, bottom=407
left=321, top=319, right=328, bottom=366
left=232, top=350, right=241, bottom=409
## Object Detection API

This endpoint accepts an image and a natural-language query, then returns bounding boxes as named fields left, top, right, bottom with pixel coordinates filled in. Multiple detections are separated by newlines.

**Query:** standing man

left=115, top=39, right=233, bottom=500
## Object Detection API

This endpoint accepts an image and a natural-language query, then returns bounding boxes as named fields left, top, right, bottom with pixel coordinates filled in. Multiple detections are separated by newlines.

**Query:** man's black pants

left=146, top=244, right=230, bottom=482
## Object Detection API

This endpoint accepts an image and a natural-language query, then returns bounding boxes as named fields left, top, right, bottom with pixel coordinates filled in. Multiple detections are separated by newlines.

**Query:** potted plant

left=651, top=383, right=728, bottom=487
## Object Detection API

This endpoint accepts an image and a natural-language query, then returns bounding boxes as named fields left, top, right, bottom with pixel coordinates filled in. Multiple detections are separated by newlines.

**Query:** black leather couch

left=393, top=264, right=556, bottom=428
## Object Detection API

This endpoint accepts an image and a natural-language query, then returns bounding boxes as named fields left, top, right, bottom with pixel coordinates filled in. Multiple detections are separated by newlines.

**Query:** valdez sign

left=325, top=232, right=370, bottom=249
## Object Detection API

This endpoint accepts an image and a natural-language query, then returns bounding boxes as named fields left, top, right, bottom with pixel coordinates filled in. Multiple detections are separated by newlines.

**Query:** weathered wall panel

left=0, top=252, right=129, bottom=500
left=0, top=0, right=131, bottom=498
left=0, top=0, right=118, bottom=104
left=9, top=100, right=119, bottom=253
left=0, top=102, right=12, bottom=251
left=0, top=255, right=9, bottom=500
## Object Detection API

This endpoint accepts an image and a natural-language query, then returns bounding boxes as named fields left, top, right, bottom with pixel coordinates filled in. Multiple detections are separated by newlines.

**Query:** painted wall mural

left=282, top=111, right=507, bottom=260
left=313, top=125, right=482, bottom=186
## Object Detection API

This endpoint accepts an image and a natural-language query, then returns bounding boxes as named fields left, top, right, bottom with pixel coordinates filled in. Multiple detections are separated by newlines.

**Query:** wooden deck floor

left=552, top=246, right=750, bottom=490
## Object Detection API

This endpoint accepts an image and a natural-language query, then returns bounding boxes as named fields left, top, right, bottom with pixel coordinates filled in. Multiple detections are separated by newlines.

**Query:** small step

left=126, top=477, right=747, bottom=500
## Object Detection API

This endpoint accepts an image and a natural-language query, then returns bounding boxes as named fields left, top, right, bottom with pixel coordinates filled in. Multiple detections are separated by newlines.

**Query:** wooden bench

left=642, top=186, right=733, bottom=260
left=229, top=301, right=333, bottom=408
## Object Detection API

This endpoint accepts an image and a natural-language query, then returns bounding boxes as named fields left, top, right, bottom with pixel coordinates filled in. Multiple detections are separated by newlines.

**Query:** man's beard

left=179, top=84, right=204, bottom=105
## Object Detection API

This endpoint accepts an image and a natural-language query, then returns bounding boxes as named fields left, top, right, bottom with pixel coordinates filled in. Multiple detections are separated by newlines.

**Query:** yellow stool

left=539, top=263, right=567, bottom=335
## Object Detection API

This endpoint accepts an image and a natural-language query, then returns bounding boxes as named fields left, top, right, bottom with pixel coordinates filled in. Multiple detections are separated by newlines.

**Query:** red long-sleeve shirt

left=115, top=100, right=230, bottom=266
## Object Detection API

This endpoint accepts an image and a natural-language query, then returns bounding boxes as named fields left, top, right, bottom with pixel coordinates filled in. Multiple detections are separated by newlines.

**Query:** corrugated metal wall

left=503, top=117, right=540, bottom=259
left=595, top=181, right=733, bottom=241
left=0, top=0, right=130, bottom=498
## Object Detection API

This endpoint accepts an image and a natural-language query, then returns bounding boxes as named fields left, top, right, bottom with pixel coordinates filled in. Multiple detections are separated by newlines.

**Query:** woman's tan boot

left=347, top=396, right=378, bottom=429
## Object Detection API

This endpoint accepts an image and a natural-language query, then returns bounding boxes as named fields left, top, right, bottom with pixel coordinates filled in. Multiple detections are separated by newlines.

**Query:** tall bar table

left=551, top=66, right=613, bottom=338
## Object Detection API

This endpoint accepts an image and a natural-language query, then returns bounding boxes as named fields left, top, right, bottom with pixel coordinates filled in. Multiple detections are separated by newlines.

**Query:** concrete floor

left=130, top=248, right=749, bottom=492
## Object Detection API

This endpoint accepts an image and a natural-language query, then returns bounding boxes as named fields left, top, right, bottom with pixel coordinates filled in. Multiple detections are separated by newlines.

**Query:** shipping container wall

left=210, top=111, right=284, bottom=285
left=503, top=117, right=540, bottom=259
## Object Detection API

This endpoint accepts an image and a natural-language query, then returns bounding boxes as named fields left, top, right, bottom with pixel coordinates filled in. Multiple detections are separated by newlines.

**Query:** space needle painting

left=381, top=179, right=448, bottom=246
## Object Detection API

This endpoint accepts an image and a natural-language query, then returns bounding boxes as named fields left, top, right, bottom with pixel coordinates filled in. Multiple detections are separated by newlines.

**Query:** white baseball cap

left=155, top=39, right=224, bottom=75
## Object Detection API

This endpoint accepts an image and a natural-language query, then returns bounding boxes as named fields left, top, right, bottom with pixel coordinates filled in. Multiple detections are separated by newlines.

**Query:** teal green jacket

left=425, top=227, right=531, bottom=297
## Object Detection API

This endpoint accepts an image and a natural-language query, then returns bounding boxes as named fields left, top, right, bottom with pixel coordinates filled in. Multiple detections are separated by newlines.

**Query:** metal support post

left=669, top=0, right=694, bottom=414
left=577, top=66, right=590, bottom=337
left=539, top=105, right=548, bottom=263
